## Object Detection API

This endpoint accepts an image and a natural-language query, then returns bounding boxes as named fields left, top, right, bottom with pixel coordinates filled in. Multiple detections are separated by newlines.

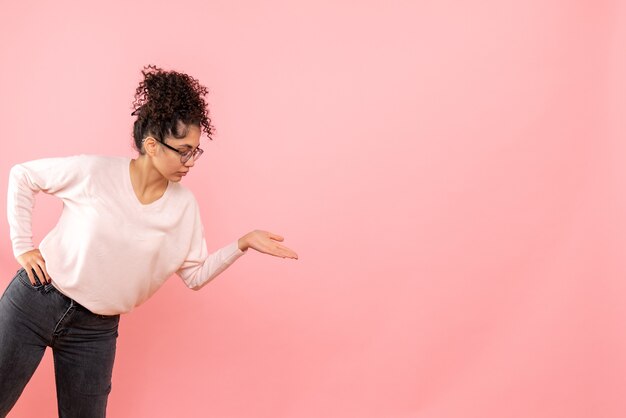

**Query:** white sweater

left=6, top=154, right=247, bottom=315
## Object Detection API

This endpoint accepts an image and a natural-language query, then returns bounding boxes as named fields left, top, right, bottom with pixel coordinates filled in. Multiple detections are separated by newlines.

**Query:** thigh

left=0, top=269, right=50, bottom=417
left=53, top=310, right=120, bottom=418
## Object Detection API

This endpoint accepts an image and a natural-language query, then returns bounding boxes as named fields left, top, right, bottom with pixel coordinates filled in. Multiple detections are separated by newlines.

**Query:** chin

left=167, top=174, right=183, bottom=182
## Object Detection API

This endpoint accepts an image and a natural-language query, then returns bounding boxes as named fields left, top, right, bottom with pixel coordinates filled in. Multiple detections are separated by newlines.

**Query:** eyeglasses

left=144, top=136, right=204, bottom=164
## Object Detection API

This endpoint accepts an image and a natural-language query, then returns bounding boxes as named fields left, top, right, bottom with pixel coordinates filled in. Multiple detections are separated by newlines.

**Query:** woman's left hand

left=239, top=230, right=298, bottom=260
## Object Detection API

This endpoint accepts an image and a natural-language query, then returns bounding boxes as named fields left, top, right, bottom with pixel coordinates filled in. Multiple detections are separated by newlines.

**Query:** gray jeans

left=0, top=268, right=120, bottom=417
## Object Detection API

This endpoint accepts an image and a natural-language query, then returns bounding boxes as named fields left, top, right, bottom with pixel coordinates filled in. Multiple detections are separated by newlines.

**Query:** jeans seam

left=52, top=299, right=75, bottom=337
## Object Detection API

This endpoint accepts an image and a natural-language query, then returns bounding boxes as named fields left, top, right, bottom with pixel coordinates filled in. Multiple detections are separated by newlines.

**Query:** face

left=144, top=123, right=202, bottom=182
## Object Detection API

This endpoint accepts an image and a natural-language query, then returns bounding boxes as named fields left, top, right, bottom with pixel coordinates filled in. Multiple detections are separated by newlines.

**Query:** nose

left=183, top=157, right=195, bottom=168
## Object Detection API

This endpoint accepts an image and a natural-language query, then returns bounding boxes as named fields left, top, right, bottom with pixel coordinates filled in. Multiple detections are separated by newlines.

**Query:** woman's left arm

left=177, top=231, right=298, bottom=290
left=176, top=199, right=298, bottom=290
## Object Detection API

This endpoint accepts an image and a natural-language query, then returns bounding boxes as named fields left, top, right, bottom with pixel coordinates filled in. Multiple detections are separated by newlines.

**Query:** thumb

left=269, top=232, right=284, bottom=241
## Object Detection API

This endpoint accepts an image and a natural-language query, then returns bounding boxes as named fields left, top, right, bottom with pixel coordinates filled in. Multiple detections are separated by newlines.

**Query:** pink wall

left=1, top=1, right=625, bottom=417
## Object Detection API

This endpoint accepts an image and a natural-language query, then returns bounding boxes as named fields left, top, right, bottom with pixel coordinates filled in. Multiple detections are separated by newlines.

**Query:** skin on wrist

left=238, top=237, right=248, bottom=251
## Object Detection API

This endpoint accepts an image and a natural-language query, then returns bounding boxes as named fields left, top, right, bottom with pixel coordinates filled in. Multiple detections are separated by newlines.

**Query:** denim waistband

left=17, top=268, right=119, bottom=319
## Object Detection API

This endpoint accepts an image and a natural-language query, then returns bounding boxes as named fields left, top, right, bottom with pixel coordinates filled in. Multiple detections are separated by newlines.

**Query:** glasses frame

left=145, top=136, right=204, bottom=164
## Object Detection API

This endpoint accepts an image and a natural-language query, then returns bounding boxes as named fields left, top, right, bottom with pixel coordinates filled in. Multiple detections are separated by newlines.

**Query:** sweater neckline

left=124, top=158, right=171, bottom=210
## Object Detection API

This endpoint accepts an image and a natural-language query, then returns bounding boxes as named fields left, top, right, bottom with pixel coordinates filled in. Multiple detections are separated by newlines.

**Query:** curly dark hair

left=131, top=64, right=214, bottom=154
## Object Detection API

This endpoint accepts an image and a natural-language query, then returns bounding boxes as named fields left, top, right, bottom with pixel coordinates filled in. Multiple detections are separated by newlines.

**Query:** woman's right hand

left=16, top=249, right=50, bottom=285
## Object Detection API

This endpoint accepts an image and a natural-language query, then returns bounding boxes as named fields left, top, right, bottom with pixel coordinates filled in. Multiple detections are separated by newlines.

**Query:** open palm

left=239, top=230, right=298, bottom=260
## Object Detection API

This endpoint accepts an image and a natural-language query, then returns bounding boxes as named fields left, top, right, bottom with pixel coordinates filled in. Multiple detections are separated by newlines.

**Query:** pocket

left=16, top=268, right=44, bottom=290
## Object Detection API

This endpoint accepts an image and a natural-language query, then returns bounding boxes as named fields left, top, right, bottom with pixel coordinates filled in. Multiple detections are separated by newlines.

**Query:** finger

left=25, top=266, right=36, bottom=285
left=31, top=267, right=43, bottom=286
left=36, top=263, right=49, bottom=284
left=273, top=244, right=298, bottom=259
left=269, top=233, right=284, bottom=241
left=34, top=256, right=49, bottom=283
left=275, top=243, right=297, bottom=256
left=40, top=262, right=51, bottom=283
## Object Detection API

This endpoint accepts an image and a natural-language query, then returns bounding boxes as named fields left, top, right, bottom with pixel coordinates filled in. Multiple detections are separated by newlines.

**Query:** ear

left=143, top=137, right=159, bottom=157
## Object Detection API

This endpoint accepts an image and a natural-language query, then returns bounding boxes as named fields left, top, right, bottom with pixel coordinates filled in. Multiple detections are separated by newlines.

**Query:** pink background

left=1, top=1, right=625, bottom=417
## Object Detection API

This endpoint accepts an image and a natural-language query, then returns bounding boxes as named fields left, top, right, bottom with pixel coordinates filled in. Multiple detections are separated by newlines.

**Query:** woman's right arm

left=6, top=155, right=85, bottom=285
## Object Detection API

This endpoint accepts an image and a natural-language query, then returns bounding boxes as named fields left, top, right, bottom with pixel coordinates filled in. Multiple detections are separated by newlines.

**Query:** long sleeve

left=3, top=154, right=248, bottom=315
left=6, top=155, right=85, bottom=257
left=176, top=201, right=247, bottom=290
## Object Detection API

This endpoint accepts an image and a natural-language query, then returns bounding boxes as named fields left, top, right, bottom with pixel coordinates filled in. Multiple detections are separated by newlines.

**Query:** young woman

left=0, top=64, right=298, bottom=417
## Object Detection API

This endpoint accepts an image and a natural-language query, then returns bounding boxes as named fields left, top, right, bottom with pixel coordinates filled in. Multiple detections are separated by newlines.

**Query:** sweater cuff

left=13, top=244, right=35, bottom=259
left=226, top=240, right=248, bottom=263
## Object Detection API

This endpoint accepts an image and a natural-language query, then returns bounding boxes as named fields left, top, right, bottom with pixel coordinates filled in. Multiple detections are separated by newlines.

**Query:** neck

left=129, top=156, right=168, bottom=203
